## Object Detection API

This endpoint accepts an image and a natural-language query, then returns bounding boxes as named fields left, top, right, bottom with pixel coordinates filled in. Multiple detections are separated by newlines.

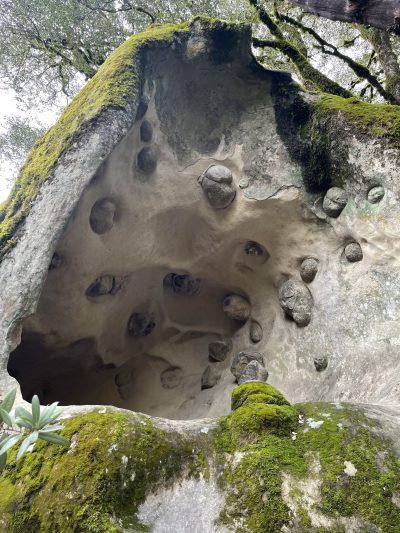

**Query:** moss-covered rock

left=0, top=410, right=209, bottom=532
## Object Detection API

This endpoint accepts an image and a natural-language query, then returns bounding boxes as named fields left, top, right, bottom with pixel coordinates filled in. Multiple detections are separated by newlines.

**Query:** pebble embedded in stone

left=128, top=312, right=156, bottom=337
left=279, top=278, right=313, bottom=327
left=344, top=242, right=363, bottom=263
left=49, top=252, right=62, bottom=270
left=238, top=360, right=269, bottom=385
left=137, top=147, right=157, bottom=174
left=368, top=186, right=385, bottom=204
left=314, top=356, right=328, bottom=372
left=160, top=367, right=183, bottom=389
left=115, top=371, right=132, bottom=387
left=223, top=294, right=251, bottom=322
left=135, top=98, right=148, bottom=121
left=208, top=339, right=233, bottom=362
left=300, top=257, right=319, bottom=283
left=201, top=365, right=221, bottom=389
left=322, top=187, right=348, bottom=218
left=245, top=241, right=264, bottom=256
left=89, top=198, right=116, bottom=234
left=140, top=120, right=153, bottom=142
left=163, top=273, right=201, bottom=295
left=231, top=351, right=265, bottom=381
left=250, top=320, right=263, bottom=343
left=86, top=275, right=122, bottom=297
left=198, top=164, right=236, bottom=209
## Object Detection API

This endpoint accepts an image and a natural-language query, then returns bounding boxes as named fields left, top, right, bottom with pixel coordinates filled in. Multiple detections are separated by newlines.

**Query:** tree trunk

left=288, top=0, right=400, bottom=34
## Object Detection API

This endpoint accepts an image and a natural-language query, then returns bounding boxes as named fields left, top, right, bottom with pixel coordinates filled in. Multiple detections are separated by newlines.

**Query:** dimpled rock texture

left=279, top=278, right=313, bottom=327
left=2, top=17, right=400, bottom=414
left=2, top=18, right=400, bottom=533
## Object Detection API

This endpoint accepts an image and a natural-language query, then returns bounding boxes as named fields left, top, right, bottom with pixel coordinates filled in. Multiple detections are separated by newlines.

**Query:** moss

left=214, top=389, right=400, bottom=532
left=314, top=94, right=400, bottom=141
left=231, top=382, right=290, bottom=410
left=1, top=410, right=208, bottom=532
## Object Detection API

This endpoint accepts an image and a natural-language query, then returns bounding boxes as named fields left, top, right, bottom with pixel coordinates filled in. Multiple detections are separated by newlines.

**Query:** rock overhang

left=1, top=17, right=400, bottom=422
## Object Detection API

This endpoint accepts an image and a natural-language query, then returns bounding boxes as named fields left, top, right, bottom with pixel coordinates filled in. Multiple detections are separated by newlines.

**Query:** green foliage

left=0, top=389, right=68, bottom=470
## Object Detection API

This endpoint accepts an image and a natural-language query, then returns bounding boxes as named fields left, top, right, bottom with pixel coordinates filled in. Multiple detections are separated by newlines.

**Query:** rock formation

left=1, top=17, right=400, bottom=532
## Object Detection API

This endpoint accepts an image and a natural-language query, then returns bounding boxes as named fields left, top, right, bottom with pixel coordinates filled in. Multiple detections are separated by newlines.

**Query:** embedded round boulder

left=198, top=164, right=236, bottom=209
left=344, top=242, right=363, bottom=263
left=49, top=252, right=62, bottom=270
left=127, top=312, right=156, bottom=337
left=322, top=187, right=348, bottom=217
left=279, top=279, right=313, bottom=327
left=314, top=356, right=328, bottom=372
left=238, top=360, right=269, bottom=384
left=231, top=351, right=265, bottom=381
left=89, top=198, right=117, bottom=234
left=163, top=273, right=201, bottom=295
left=137, top=147, right=157, bottom=174
left=223, top=294, right=251, bottom=322
left=244, top=241, right=264, bottom=256
left=300, top=257, right=318, bottom=283
left=160, top=367, right=183, bottom=389
left=208, top=339, right=232, bottom=362
left=368, top=186, right=385, bottom=204
left=201, top=365, right=221, bottom=389
left=140, top=119, right=153, bottom=142
left=250, top=320, right=263, bottom=343
left=86, top=275, right=122, bottom=297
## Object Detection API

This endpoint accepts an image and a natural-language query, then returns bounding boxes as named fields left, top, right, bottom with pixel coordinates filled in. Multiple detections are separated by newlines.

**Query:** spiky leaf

left=0, top=434, right=21, bottom=456
left=31, top=395, right=41, bottom=427
left=38, top=431, right=69, bottom=446
left=0, top=408, right=14, bottom=427
left=17, top=431, right=39, bottom=460
left=0, top=389, right=16, bottom=413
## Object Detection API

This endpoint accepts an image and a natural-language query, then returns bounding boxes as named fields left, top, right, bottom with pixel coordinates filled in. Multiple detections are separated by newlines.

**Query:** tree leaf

left=31, top=396, right=41, bottom=427
left=0, top=389, right=16, bottom=413
left=17, top=431, right=38, bottom=460
left=0, top=434, right=21, bottom=456
left=0, top=408, right=14, bottom=427
left=38, top=431, right=69, bottom=446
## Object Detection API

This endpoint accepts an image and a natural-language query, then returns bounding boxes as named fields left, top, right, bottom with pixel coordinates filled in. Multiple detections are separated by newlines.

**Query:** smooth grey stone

left=208, top=339, right=233, bottom=362
left=161, top=367, right=183, bottom=389
left=344, top=242, right=363, bottom=263
left=128, top=312, right=156, bottom=337
left=245, top=241, right=264, bottom=256
left=140, top=120, right=153, bottom=142
left=89, top=198, right=116, bottom=234
left=279, top=278, right=313, bottom=327
left=137, top=147, right=157, bottom=174
left=86, top=275, right=122, bottom=297
left=203, top=164, right=233, bottom=184
left=368, top=186, right=385, bottom=204
left=238, top=360, right=269, bottom=384
left=314, top=356, right=328, bottom=372
left=49, top=252, right=62, bottom=270
left=322, top=187, right=348, bottom=217
left=223, top=294, right=251, bottom=322
left=250, top=320, right=263, bottom=343
left=163, top=273, right=201, bottom=295
left=300, top=257, right=319, bottom=283
left=201, top=365, right=221, bottom=389
left=115, top=371, right=132, bottom=387
left=199, top=164, right=236, bottom=209
left=231, top=351, right=264, bottom=381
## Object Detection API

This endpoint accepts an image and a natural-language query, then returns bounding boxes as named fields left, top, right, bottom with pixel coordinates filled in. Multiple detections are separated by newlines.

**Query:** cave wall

left=1, top=19, right=400, bottom=420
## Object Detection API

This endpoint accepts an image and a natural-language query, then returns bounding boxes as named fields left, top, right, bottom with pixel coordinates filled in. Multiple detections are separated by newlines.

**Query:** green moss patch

left=214, top=386, right=400, bottom=532
left=1, top=410, right=208, bottom=532
left=314, top=94, right=400, bottom=140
